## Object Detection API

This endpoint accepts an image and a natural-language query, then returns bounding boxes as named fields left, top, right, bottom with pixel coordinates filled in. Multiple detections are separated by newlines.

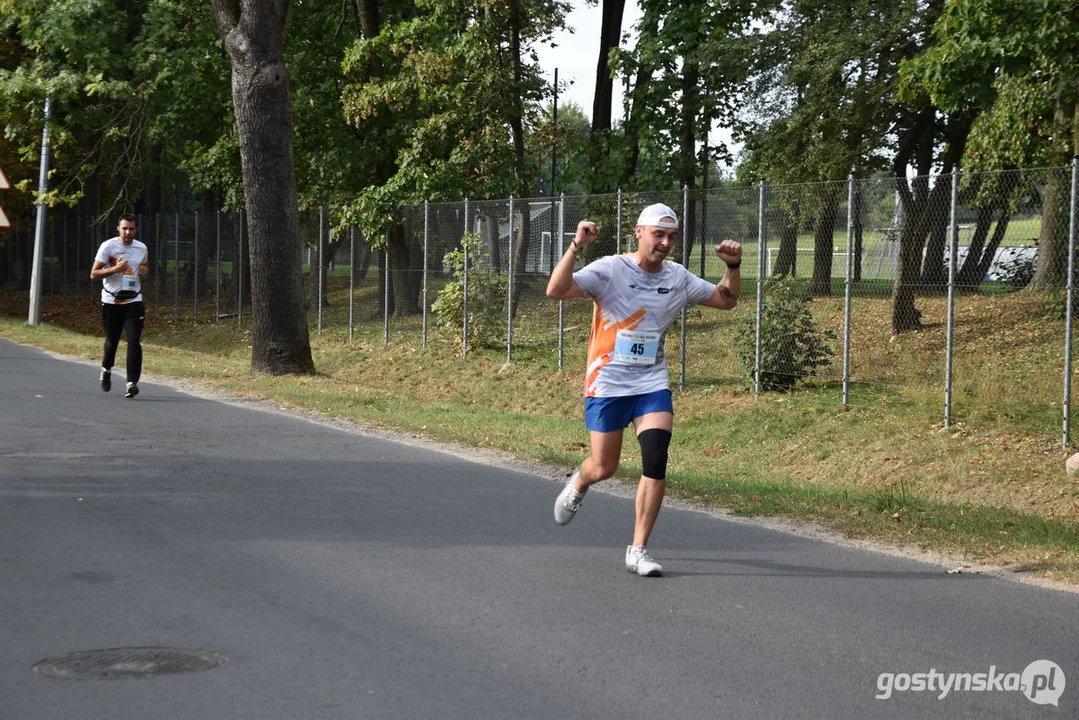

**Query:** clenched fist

left=715, top=240, right=742, bottom=267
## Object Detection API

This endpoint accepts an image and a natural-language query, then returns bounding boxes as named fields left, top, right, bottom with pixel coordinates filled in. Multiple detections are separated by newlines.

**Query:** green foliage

left=901, top=0, right=1079, bottom=167
left=734, top=276, right=835, bottom=391
left=527, top=100, right=591, bottom=196
left=609, top=0, right=771, bottom=191
left=431, top=232, right=507, bottom=349
left=0, top=0, right=375, bottom=217
left=875, top=478, right=921, bottom=515
left=339, top=0, right=570, bottom=239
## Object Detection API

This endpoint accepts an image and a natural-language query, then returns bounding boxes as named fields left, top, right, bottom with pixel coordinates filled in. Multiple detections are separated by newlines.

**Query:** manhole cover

left=33, top=647, right=227, bottom=680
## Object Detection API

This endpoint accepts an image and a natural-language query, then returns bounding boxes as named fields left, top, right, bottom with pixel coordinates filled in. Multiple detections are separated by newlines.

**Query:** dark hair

left=118, top=213, right=137, bottom=225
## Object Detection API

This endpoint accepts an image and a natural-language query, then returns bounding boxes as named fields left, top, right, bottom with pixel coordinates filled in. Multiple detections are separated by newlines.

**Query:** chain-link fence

left=4, top=165, right=1078, bottom=441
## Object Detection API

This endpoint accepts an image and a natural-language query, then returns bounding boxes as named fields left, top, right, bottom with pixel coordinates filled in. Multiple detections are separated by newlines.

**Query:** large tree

left=0, top=0, right=154, bottom=215
left=738, top=0, right=927, bottom=297
left=211, top=0, right=314, bottom=374
left=586, top=0, right=625, bottom=193
left=340, top=0, right=568, bottom=319
left=902, top=0, right=1079, bottom=290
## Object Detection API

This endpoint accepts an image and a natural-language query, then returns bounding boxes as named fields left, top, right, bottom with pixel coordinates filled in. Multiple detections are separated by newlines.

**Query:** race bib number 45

left=613, top=330, right=660, bottom=366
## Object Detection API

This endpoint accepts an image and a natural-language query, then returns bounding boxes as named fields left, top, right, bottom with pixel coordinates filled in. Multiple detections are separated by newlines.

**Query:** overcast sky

left=532, top=1, right=739, bottom=160
left=533, top=1, right=642, bottom=118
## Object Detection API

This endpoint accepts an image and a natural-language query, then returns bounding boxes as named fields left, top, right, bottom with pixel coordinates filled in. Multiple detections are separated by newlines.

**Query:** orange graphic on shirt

left=584, top=305, right=646, bottom=396
left=110, top=255, right=137, bottom=304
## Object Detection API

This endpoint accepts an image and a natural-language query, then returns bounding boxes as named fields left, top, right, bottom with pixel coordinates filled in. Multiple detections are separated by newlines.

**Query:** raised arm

left=546, top=220, right=597, bottom=300
left=700, top=239, right=742, bottom=310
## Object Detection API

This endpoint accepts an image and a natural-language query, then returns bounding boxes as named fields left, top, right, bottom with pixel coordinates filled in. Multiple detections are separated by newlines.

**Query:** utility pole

left=27, top=96, right=52, bottom=326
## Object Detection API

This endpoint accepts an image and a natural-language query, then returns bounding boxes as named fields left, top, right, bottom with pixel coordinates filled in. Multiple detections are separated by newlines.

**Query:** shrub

left=431, top=232, right=507, bottom=349
left=733, top=276, right=836, bottom=391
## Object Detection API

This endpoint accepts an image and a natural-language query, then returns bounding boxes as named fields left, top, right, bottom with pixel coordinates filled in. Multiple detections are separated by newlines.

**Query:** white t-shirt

left=573, top=254, right=717, bottom=398
left=95, top=237, right=148, bottom=305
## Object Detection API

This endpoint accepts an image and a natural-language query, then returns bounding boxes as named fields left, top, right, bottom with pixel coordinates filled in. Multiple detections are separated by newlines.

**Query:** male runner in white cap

left=546, top=203, right=742, bottom=576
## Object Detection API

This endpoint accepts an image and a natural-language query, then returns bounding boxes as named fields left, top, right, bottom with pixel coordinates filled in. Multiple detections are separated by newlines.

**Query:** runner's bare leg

left=631, top=411, right=674, bottom=546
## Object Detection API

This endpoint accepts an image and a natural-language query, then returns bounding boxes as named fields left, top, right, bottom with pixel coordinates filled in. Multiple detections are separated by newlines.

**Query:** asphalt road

left=1, top=336, right=1076, bottom=720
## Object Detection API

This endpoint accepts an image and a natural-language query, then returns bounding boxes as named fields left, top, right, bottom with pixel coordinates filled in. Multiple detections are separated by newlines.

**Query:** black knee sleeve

left=637, top=428, right=672, bottom=480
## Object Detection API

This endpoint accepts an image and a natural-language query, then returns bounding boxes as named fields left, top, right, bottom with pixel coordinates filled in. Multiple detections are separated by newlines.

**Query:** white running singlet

left=95, top=237, right=149, bottom=305
left=573, top=255, right=716, bottom=398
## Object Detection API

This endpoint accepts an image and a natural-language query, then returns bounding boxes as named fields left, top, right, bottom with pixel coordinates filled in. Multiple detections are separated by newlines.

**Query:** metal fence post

left=754, top=180, right=766, bottom=395
left=193, top=210, right=199, bottom=324
left=616, top=188, right=623, bottom=255
left=62, top=215, right=68, bottom=293
left=154, top=214, right=160, bottom=317
left=944, top=170, right=960, bottom=428
left=237, top=211, right=244, bottom=330
left=679, top=184, right=689, bottom=391
left=383, top=237, right=389, bottom=346
left=215, top=210, right=221, bottom=323
left=507, top=195, right=514, bottom=363
left=318, top=206, right=324, bottom=335
left=843, top=172, right=855, bottom=407
left=1064, top=158, right=1078, bottom=446
left=463, top=198, right=470, bottom=357
left=48, top=216, right=54, bottom=296
left=174, top=212, right=179, bottom=323
left=423, top=198, right=429, bottom=349
left=558, top=193, right=565, bottom=371
left=76, top=211, right=83, bottom=299
left=349, top=226, right=355, bottom=342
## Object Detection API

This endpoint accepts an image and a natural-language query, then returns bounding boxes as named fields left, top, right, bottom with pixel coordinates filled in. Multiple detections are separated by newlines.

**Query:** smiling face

left=634, top=222, right=679, bottom=272
left=117, top=218, right=137, bottom=245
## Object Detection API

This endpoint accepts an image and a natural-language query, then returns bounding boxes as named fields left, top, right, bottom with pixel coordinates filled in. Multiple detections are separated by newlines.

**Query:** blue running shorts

left=584, top=389, right=674, bottom=432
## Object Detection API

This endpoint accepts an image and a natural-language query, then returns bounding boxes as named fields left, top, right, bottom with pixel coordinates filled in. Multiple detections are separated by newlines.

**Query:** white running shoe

left=553, top=468, right=586, bottom=525
left=625, top=545, right=663, bottom=577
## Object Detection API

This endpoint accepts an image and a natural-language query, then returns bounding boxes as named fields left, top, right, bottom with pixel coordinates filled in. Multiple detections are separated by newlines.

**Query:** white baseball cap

left=636, top=203, right=679, bottom=230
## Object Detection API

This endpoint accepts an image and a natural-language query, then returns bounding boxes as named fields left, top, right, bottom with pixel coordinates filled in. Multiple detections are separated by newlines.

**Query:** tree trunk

left=974, top=209, right=1012, bottom=284
left=919, top=218, right=949, bottom=292
left=890, top=109, right=972, bottom=333
left=388, top=223, right=420, bottom=317
left=617, top=7, right=659, bottom=189
left=673, top=55, right=699, bottom=268
left=588, top=0, right=625, bottom=194
left=212, top=0, right=314, bottom=374
left=353, top=229, right=373, bottom=284
left=506, top=0, right=532, bottom=321
left=773, top=208, right=800, bottom=277
left=853, top=187, right=864, bottom=283
left=890, top=124, right=933, bottom=334
left=891, top=195, right=925, bottom=333
left=510, top=205, right=531, bottom=319
left=483, top=214, right=501, bottom=274
left=308, top=220, right=345, bottom=308
left=679, top=61, right=699, bottom=194
left=956, top=203, right=993, bottom=289
left=1028, top=94, right=1074, bottom=289
left=809, top=185, right=841, bottom=296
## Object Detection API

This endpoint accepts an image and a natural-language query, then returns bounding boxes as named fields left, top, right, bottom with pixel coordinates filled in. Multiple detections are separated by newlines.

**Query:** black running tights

left=101, top=301, right=145, bottom=384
